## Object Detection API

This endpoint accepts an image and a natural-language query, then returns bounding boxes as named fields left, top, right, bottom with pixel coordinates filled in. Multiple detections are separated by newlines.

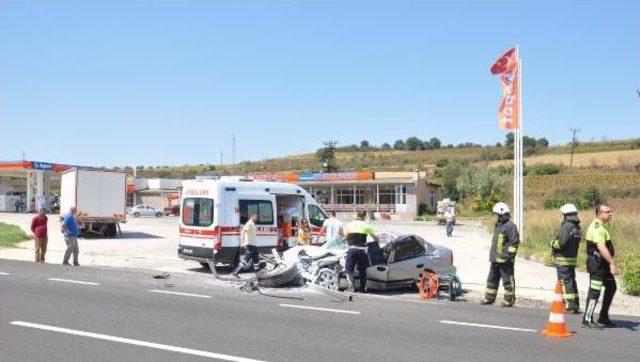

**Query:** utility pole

left=220, top=148, right=223, bottom=167
left=232, top=134, right=237, bottom=165
left=569, top=127, right=580, bottom=168
left=21, top=151, right=26, bottom=161
left=322, top=140, right=338, bottom=173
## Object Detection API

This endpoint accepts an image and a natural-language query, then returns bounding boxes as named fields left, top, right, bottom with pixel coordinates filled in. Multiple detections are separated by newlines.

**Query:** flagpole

left=517, top=46, right=524, bottom=235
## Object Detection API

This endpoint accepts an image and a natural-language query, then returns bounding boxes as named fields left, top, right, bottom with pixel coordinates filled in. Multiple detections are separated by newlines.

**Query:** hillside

left=136, top=138, right=640, bottom=179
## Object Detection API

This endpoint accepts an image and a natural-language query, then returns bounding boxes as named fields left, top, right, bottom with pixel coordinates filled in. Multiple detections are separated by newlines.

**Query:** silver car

left=300, top=234, right=456, bottom=292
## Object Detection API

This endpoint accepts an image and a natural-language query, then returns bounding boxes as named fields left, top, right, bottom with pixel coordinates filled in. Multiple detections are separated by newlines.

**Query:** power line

left=569, top=127, right=580, bottom=168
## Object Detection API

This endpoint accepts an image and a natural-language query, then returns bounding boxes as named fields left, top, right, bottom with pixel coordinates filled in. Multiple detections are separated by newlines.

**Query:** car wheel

left=315, top=268, right=339, bottom=290
left=133, top=212, right=140, bottom=217
left=155, top=212, right=162, bottom=217
left=256, top=263, right=298, bottom=287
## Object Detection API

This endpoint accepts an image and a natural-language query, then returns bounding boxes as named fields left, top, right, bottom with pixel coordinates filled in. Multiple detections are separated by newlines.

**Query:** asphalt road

left=1, top=259, right=638, bottom=362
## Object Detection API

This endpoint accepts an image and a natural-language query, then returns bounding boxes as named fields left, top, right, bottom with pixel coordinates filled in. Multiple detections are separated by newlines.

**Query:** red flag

left=491, top=48, right=520, bottom=130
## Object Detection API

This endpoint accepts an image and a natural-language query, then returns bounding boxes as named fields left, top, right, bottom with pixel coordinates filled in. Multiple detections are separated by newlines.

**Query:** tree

left=536, top=138, right=549, bottom=148
left=360, top=140, right=371, bottom=149
left=381, top=143, right=391, bottom=150
left=393, top=139, right=406, bottom=150
left=505, top=132, right=514, bottom=147
left=429, top=137, right=442, bottom=150
left=495, top=142, right=503, bottom=147
left=405, top=137, right=423, bottom=151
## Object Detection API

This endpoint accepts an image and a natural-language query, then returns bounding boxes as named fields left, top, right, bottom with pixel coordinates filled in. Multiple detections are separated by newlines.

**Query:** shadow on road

left=610, top=320, right=640, bottom=331
left=81, top=232, right=162, bottom=240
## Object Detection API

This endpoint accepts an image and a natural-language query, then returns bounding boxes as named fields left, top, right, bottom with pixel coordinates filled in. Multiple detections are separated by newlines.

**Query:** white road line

left=279, top=304, right=361, bottom=315
left=440, top=320, right=536, bottom=333
left=48, top=278, right=100, bottom=286
left=0, top=272, right=10, bottom=276
left=149, top=290, right=212, bottom=299
left=10, top=321, right=265, bottom=362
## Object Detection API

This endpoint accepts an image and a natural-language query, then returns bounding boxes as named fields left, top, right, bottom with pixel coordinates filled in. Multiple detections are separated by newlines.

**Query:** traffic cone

left=540, top=280, right=572, bottom=338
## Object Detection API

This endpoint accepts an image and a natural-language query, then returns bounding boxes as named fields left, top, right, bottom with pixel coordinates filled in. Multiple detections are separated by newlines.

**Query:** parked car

left=163, top=205, right=180, bottom=216
left=129, top=205, right=162, bottom=217
left=282, top=234, right=456, bottom=292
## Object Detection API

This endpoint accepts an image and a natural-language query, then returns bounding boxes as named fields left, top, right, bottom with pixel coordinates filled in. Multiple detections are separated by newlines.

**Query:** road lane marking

left=0, top=272, right=10, bottom=276
left=149, top=290, right=212, bottom=299
left=10, top=321, right=265, bottom=362
left=440, top=320, right=536, bottom=332
left=279, top=304, right=361, bottom=315
left=48, top=278, right=100, bottom=286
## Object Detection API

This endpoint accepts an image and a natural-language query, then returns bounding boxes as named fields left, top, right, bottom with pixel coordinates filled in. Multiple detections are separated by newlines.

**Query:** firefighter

left=480, top=202, right=520, bottom=307
left=583, top=204, right=618, bottom=329
left=343, top=210, right=379, bottom=293
left=549, top=204, right=582, bottom=314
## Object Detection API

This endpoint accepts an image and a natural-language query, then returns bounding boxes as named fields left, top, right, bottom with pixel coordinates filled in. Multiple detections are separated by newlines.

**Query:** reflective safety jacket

left=344, top=220, right=375, bottom=247
left=549, top=215, right=581, bottom=266
left=585, top=218, right=615, bottom=259
left=489, top=215, right=520, bottom=263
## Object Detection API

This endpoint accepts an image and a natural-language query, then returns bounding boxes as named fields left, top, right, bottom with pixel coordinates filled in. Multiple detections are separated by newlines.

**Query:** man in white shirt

left=232, top=212, right=260, bottom=277
left=315, top=211, right=343, bottom=244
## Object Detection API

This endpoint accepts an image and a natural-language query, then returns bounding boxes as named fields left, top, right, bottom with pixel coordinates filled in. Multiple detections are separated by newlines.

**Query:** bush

left=622, top=253, right=640, bottom=296
left=435, top=158, right=449, bottom=168
left=581, top=186, right=602, bottom=207
left=530, top=164, right=561, bottom=175
left=543, top=186, right=602, bottom=210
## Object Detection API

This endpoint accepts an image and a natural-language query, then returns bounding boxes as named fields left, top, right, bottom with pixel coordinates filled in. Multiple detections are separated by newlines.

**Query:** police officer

left=583, top=204, right=618, bottom=329
left=480, top=202, right=520, bottom=307
left=232, top=212, right=261, bottom=277
left=344, top=210, right=379, bottom=293
left=549, top=204, right=582, bottom=314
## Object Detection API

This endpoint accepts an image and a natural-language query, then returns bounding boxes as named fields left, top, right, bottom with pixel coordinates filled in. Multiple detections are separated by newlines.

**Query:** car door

left=386, top=238, right=427, bottom=287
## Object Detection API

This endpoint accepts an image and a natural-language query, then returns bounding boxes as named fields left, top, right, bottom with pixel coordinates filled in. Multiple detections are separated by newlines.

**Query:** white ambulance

left=177, top=176, right=329, bottom=268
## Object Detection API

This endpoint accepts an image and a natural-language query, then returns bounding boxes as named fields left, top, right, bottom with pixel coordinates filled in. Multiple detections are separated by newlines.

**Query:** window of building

left=126, top=193, right=135, bottom=207
left=182, top=198, right=214, bottom=227
left=378, top=186, right=395, bottom=204
left=395, top=185, right=407, bottom=205
left=336, top=188, right=364, bottom=204
left=239, top=199, right=274, bottom=225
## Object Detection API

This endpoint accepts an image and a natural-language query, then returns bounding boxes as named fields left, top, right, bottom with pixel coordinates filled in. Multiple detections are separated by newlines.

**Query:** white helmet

left=560, top=203, right=578, bottom=215
left=492, top=202, right=510, bottom=215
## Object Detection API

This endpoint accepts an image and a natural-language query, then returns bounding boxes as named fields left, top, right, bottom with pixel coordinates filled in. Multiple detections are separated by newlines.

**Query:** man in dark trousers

left=549, top=203, right=582, bottom=314
left=480, top=202, right=520, bottom=307
left=583, top=203, right=618, bottom=329
left=343, top=210, right=379, bottom=293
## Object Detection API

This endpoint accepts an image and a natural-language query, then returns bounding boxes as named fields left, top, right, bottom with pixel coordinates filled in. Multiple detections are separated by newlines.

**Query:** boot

left=597, top=313, right=616, bottom=328
left=232, top=263, right=244, bottom=278
left=479, top=298, right=494, bottom=305
left=567, top=300, right=581, bottom=315
left=346, top=274, right=356, bottom=293
left=582, top=298, right=604, bottom=329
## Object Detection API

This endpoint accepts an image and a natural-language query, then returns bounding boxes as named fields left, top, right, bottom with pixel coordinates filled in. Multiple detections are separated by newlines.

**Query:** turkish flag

left=491, top=48, right=520, bottom=130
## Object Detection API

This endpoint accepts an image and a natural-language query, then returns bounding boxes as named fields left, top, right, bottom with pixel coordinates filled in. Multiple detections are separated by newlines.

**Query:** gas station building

left=0, top=161, right=75, bottom=212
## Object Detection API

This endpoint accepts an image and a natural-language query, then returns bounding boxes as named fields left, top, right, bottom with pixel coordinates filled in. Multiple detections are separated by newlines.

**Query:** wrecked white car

left=283, top=234, right=457, bottom=293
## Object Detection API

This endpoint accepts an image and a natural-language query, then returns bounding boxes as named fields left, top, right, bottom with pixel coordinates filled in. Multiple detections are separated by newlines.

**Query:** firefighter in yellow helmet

left=480, top=202, right=520, bottom=307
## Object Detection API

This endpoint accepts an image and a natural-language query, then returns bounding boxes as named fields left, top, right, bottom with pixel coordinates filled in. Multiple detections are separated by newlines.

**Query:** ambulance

left=177, top=176, right=329, bottom=268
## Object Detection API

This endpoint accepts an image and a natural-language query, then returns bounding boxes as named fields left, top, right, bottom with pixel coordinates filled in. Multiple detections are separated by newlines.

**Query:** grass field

left=0, top=222, right=29, bottom=248
left=490, top=149, right=640, bottom=168
left=512, top=198, right=640, bottom=290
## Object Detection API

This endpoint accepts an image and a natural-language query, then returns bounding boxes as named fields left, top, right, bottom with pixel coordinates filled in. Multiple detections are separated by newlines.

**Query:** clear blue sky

left=1, top=0, right=638, bottom=167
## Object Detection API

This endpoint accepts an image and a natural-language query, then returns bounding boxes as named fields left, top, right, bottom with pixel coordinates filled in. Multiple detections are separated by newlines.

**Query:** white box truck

left=60, top=169, right=126, bottom=237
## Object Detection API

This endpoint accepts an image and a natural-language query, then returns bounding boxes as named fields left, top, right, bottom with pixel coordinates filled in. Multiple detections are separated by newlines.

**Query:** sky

left=1, top=0, right=638, bottom=167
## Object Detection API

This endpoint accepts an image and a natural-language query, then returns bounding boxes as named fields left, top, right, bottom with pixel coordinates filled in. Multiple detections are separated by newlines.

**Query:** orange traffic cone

left=540, top=280, right=572, bottom=338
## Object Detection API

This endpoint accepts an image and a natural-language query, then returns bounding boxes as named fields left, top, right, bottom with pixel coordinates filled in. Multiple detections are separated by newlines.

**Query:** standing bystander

left=30, top=208, right=48, bottom=263
left=61, top=207, right=81, bottom=266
